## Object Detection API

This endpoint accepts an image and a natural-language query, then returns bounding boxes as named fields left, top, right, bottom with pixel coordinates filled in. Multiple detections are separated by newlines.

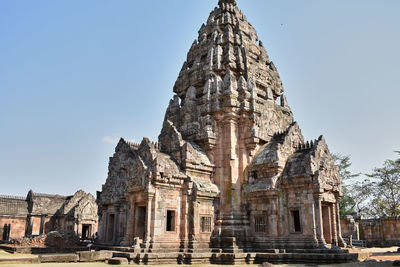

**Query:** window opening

left=254, top=215, right=267, bottom=233
left=200, top=216, right=212, bottom=232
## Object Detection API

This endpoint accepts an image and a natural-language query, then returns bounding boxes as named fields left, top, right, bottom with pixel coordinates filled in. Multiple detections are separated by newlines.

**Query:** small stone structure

left=98, top=0, right=346, bottom=260
left=0, top=190, right=98, bottom=241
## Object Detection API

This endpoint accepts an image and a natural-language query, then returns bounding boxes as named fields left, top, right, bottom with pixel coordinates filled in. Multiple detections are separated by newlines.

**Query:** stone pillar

left=336, top=202, right=346, bottom=247
left=39, top=215, right=46, bottom=235
left=25, top=215, right=33, bottom=237
left=311, top=201, right=318, bottom=246
left=326, top=205, right=332, bottom=244
left=189, top=197, right=198, bottom=251
left=121, top=197, right=134, bottom=246
left=144, top=194, right=154, bottom=247
left=179, top=191, right=189, bottom=250
left=100, top=209, right=107, bottom=243
left=76, top=219, right=82, bottom=238
left=314, top=195, right=325, bottom=247
left=331, top=203, right=338, bottom=247
left=133, top=206, right=140, bottom=239
left=112, top=205, right=120, bottom=245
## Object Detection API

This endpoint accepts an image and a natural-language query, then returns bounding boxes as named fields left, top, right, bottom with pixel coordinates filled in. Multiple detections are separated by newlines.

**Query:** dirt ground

left=0, top=263, right=397, bottom=267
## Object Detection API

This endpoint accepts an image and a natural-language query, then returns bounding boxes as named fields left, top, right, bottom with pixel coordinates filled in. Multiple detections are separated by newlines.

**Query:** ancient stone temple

left=0, top=190, right=98, bottom=241
left=98, top=0, right=346, bottom=259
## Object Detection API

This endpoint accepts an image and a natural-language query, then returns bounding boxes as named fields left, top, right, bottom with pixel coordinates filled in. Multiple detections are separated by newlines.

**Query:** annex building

left=98, top=0, right=347, bottom=261
left=0, top=190, right=98, bottom=241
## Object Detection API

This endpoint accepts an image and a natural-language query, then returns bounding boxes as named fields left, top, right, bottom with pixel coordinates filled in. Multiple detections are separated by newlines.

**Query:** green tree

left=348, top=177, right=373, bottom=216
left=366, top=158, right=400, bottom=217
left=332, top=154, right=360, bottom=215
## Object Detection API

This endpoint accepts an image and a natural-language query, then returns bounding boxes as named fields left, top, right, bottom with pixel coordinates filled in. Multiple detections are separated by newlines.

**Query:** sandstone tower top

left=218, top=0, right=237, bottom=7
left=169, top=0, right=291, bottom=147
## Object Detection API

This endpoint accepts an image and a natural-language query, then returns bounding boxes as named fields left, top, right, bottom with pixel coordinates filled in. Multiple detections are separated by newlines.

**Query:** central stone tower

left=159, top=0, right=293, bottom=251
left=99, top=0, right=346, bottom=261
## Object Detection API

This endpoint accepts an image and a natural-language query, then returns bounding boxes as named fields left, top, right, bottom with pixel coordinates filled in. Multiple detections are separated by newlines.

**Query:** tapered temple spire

left=218, top=0, right=236, bottom=6
left=98, top=0, right=347, bottom=257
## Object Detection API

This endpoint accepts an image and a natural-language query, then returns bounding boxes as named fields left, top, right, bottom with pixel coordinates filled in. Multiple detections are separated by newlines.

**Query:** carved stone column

left=101, top=208, right=108, bottom=243
left=314, top=195, right=325, bottom=247
left=331, top=203, right=338, bottom=247
left=336, top=202, right=347, bottom=247
left=112, top=204, right=120, bottom=245
left=311, top=201, right=318, bottom=246
left=326, top=205, right=332, bottom=244
left=144, top=194, right=154, bottom=248
left=180, top=190, right=189, bottom=251
left=189, top=197, right=199, bottom=251
left=121, top=196, right=134, bottom=246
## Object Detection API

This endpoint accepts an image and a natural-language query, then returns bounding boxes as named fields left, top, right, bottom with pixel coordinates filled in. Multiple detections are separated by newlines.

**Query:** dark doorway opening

left=82, top=224, right=91, bottom=239
left=292, top=210, right=301, bottom=232
left=134, top=206, right=146, bottom=241
left=2, top=224, right=10, bottom=241
left=322, top=205, right=332, bottom=244
left=166, top=210, right=175, bottom=232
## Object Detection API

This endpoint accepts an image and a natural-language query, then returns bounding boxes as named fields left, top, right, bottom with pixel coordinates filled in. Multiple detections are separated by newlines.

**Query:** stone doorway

left=82, top=224, right=92, bottom=240
left=2, top=224, right=10, bottom=241
left=134, top=206, right=146, bottom=242
left=322, top=204, right=332, bottom=244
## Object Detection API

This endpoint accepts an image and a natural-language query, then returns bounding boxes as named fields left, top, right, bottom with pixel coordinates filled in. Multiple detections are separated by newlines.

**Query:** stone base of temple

left=93, top=244, right=369, bottom=265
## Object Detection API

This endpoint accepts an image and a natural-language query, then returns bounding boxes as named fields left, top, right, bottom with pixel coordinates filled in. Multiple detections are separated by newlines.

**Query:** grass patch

left=0, top=250, right=38, bottom=259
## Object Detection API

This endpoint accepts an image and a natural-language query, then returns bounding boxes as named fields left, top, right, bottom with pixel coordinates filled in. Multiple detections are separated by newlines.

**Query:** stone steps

left=104, top=250, right=366, bottom=265
left=0, top=248, right=370, bottom=265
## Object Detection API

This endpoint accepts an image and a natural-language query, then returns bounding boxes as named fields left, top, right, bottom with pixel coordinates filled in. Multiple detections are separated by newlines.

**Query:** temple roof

left=218, top=0, right=236, bottom=6
left=161, top=0, right=294, bottom=153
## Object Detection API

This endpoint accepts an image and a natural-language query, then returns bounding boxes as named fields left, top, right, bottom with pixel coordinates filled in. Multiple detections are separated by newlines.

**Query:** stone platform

left=0, top=244, right=87, bottom=254
left=94, top=245, right=370, bottom=265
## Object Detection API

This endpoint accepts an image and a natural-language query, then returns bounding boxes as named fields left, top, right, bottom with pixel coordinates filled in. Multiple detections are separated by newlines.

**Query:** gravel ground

left=0, top=263, right=398, bottom=267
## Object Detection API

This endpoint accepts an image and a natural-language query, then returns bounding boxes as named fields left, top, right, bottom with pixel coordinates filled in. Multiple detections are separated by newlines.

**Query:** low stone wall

left=39, top=253, right=79, bottom=263
left=341, top=216, right=400, bottom=247
left=360, top=217, right=400, bottom=247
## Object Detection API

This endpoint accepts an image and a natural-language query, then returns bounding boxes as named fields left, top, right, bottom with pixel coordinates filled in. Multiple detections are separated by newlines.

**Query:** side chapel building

left=98, top=0, right=345, bottom=253
left=0, top=190, right=98, bottom=241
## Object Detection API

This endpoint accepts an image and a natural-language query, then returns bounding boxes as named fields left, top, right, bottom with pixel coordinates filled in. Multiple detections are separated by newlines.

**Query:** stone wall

left=0, top=196, right=28, bottom=216
left=341, top=216, right=400, bottom=247
left=0, top=217, right=27, bottom=239
left=360, top=217, right=400, bottom=247
left=0, top=195, right=28, bottom=240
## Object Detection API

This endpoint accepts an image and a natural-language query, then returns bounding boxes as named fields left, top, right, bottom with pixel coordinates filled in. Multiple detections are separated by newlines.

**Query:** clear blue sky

left=1, top=0, right=399, bottom=197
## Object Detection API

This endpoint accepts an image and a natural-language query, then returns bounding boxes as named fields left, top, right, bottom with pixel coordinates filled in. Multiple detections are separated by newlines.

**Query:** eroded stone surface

left=108, top=257, right=128, bottom=265
left=39, top=253, right=78, bottom=263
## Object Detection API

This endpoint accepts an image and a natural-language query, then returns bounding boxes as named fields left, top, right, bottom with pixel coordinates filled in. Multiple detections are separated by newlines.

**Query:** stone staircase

left=93, top=245, right=371, bottom=265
